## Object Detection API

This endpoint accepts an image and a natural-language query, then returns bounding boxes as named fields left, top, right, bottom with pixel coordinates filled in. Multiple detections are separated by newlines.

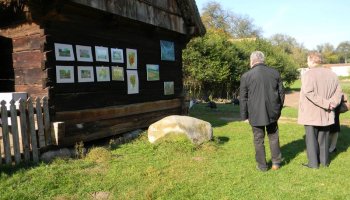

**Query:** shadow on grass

left=189, top=103, right=241, bottom=128
left=285, top=88, right=300, bottom=92
left=280, top=138, right=305, bottom=165
left=330, top=125, right=350, bottom=163
left=0, top=162, right=39, bottom=177
left=215, top=136, right=230, bottom=144
left=280, top=125, right=350, bottom=166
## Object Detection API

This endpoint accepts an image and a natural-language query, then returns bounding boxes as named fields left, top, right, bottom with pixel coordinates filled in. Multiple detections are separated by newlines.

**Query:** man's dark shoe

left=302, top=163, right=319, bottom=169
left=329, top=148, right=337, bottom=153
left=256, top=166, right=268, bottom=172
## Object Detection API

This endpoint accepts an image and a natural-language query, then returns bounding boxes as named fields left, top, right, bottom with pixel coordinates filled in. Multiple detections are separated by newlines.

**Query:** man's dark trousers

left=304, top=125, right=330, bottom=168
left=252, top=122, right=282, bottom=170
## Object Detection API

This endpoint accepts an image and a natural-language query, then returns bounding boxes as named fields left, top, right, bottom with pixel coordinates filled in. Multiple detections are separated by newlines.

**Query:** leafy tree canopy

left=183, top=34, right=299, bottom=99
left=269, top=34, right=308, bottom=68
left=201, top=1, right=262, bottom=39
left=336, top=41, right=350, bottom=63
left=182, top=1, right=300, bottom=100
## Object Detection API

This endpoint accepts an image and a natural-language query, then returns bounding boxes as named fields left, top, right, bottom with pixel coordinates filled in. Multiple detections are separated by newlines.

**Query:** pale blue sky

left=194, top=0, right=350, bottom=50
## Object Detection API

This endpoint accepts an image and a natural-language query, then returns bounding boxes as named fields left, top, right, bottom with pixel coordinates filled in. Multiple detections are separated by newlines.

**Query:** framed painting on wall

left=126, top=48, right=137, bottom=69
left=56, top=66, right=74, bottom=83
left=54, top=43, right=75, bottom=61
left=111, top=48, right=124, bottom=63
left=160, top=40, right=175, bottom=61
left=146, top=64, right=160, bottom=81
left=96, top=66, right=110, bottom=82
left=76, top=45, right=93, bottom=62
left=77, top=66, right=94, bottom=82
left=95, top=46, right=109, bottom=62
left=127, top=70, right=139, bottom=94
left=164, top=81, right=174, bottom=95
left=111, top=66, right=124, bottom=81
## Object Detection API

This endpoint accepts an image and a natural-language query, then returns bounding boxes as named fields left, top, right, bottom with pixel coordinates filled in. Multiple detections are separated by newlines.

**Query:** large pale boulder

left=148, top=115, right=213, bottom=144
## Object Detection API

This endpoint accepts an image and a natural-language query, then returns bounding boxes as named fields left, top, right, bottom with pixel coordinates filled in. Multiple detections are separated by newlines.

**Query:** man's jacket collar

left=251, top=63, right=265, bottom=68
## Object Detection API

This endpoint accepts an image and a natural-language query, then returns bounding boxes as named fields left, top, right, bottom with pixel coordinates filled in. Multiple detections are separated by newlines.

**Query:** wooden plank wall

left=41, top=2, right=188, bottom=145
left=44, top=3, right=187, bottom=113
left=55, top=99, right=182, bottom=146
left=2, top=1, right=190, bottom=146
left=0, top=23, right=48, bottom=97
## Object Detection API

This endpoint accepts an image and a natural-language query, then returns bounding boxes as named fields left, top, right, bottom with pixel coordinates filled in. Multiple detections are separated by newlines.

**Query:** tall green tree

left=183, top=35, right=299, bottom=99
left=316, top=43, right=340, bottom=64
left=183, top=1, right=299, bottom=100
left=200, top=1, right=230, bottom=34
left=336, top=41, right=350, bottom=63
left=183, top=31, right=246, bottom=99
left=269, top=34, right=308, bottom=68
left=201, top=1, right=262, bottom=38
left=234, top=39, right=299, bottom=86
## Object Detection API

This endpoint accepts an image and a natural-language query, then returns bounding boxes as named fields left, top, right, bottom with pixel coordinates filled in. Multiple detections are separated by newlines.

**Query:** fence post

left=43, top=97, right=51, bottom=145
left=19, top=98, right=30, bottom=163
left=51, top=122, right=65, bottom=145
left=10, top=100, right=21, bottom=164
left=27, top=98, right=39, bottom=162
left=36, top=98, right=45, bottom=148
left=1, top=100, right=12, bottom=165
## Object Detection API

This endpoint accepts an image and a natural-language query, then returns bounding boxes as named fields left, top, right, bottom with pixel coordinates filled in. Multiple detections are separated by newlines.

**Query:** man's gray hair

left=250, top=51, right=265, bottom=65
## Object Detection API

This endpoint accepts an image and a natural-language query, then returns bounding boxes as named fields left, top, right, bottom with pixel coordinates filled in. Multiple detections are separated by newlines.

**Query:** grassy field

left=1, top=79, right=350, bottom=199
left=1, top=102, right=350, bottom=200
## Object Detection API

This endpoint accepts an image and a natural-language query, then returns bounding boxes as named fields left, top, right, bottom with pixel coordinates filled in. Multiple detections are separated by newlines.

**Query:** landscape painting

left=56, top=66, right=74, bottom=83
left=76, top=45, right=93, bottom=62
left=54, top=43, right=75, bottom=61
left=127, top=70, right=139, bottom=94
left=95, top=46, right=109, bottom=62
left=160, top=40, right=175, bottom=61
left=77, top=66, right=94, bottom=82
left=164, top=81, right=174, bottom=95
left=96, top=66, right=110, bottom=82
left=126, top=48, right=137, bottom=69
left=111, top=48, right=124, bottom=63
left=111, top=66, right=124, bottom=81
left=146, top=64, right=160, bottom=81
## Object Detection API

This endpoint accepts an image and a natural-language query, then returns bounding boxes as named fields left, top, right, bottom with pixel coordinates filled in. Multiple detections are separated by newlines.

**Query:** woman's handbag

left=339, top=94, right=350, bottom=113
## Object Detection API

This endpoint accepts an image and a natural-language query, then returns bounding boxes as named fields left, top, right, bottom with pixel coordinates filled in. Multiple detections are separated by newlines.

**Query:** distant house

left=0, top=0, right=205, bottom=146
left=323, top=64, right=350, bottom=77
left=299, top=63, right=350, bottom=77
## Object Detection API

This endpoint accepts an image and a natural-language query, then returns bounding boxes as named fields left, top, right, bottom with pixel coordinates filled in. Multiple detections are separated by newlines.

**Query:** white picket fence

left=0, top=96, right=53, bottom=165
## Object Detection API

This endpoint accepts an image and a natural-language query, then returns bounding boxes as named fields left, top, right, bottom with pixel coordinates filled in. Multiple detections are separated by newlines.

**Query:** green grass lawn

left=288, top=79, right=301, bottom=91
left=1, top=103, right=350, bottom=199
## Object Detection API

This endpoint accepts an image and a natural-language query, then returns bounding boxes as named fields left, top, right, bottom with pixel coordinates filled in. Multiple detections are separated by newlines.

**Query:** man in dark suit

left=239, top=51, right=285, bottom=171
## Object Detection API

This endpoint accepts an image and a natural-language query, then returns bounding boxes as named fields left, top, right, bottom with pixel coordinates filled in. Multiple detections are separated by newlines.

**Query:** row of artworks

left=54, top=41, right=175, bottom=94
left=55, top=65, right=173, bottom=95
left=54, top=40, right=175, bottom=64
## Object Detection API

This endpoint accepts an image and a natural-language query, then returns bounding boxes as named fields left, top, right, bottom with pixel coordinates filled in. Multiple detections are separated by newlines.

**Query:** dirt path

left=284, top=91, right=300, bottom=108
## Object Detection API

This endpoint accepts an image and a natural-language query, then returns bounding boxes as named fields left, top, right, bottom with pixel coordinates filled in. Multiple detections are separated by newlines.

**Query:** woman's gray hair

left=250, top=51, right=265, bottom=65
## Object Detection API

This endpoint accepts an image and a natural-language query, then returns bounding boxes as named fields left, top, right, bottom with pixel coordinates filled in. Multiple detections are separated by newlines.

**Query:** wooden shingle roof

left=71, top=0, right=206, bottom=37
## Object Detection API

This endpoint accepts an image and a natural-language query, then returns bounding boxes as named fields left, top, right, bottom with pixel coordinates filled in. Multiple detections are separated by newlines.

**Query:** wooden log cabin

left=0, top=0, right=205, bottom=146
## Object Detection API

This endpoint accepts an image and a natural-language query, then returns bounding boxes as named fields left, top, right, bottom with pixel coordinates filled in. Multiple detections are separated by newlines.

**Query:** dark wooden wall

left=44, top=3, right=187, bottom=113
left=44, top=2, right=189, bottom=145
left=1, top=1, right=192, bottom=146
left=0, top=24, right=47, bottom=96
